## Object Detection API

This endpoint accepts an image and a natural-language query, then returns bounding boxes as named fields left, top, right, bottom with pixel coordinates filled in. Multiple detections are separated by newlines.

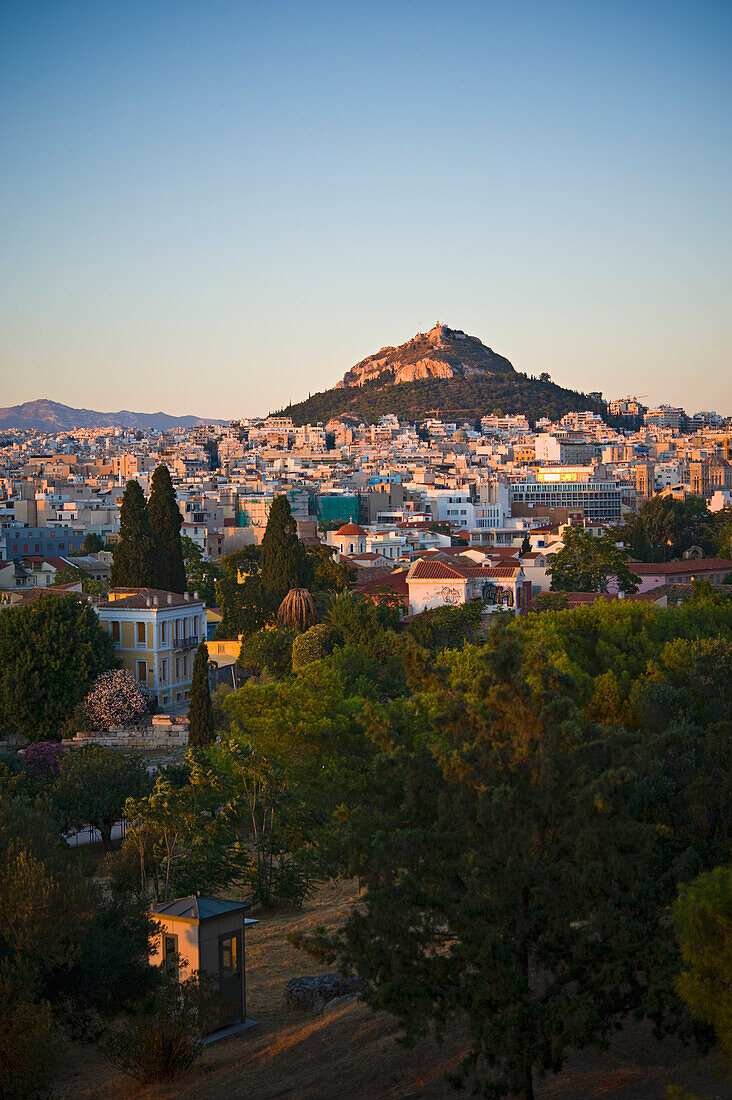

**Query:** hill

left=278, top=323, right=608, bottom=426
left=0, top=399, right=226, bottom=432
left=337, top=321, right=516, bottom=387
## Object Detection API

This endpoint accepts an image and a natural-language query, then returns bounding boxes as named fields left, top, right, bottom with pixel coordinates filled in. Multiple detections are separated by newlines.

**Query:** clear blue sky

left=1, top=0, right=730, bottom=418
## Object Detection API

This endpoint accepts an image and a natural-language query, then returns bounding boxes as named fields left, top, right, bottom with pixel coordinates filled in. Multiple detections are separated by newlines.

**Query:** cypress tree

left=147, top=464, right=186, bottom=593
left=188, top=642, right=214, bottom=746
left=260, top=495, right=313, bottom=607
left=111, top=480, right=156, bottom=588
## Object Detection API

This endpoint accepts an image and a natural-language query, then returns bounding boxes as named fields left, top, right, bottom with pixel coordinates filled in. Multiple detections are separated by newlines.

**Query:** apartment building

left=96, top=588, right=206, bottom=709
left=510, top=467, right=623, bottom=522
left=0, top=524, right=85, bottom=561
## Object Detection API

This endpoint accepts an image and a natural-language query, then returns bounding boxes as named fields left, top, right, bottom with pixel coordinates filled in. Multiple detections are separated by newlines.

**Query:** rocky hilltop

left=337, top=322, right=515, bottom=388
left=279, top=322, right=607, bottom=427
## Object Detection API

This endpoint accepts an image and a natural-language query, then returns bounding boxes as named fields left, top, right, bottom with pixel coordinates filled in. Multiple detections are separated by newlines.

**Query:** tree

left=111, top=480, right=156, bottom=588
left=673, top=866, right=732, bottom=1078
left=221, top=660, right=372, bottom=906
left=238, top=627, right=294, bottom=678
left=406, top=600, right=483, bottom=653
left=308, top=544, right=355, bottom=593
left=314, top=631, right=681, bottom=1100
left=291, top=623, right=335, bottom=668
left=122, top=758, right=244, bottom=901
left=180, top=534, right=202, bottom=570
left=188, top=643, right=214, bottom=747
left=83, top=532, right=105, bottom=553
left=520, top=535, right=532, bottom=556
left=0, top=594, right=115, bottom=740
left=53, top=744, right=150, bottom=851
left=84, top=669, right=154, bottom=731
left=549, top=526, right=640, bottom=593
left=260, top=495, right=313, bottom=606
left=53, top=564, right=104, bottom=596
left=277, top=587, right=315, bottom=631
left=147, top=465, right=186, bottom=593
left=0, top=793, right=155, bottom=1094
left=616, top=496, right=717, bottom=562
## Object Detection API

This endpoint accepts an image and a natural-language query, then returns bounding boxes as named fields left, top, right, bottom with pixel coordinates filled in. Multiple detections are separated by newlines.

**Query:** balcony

left=173, top=636, right=199, bottom=651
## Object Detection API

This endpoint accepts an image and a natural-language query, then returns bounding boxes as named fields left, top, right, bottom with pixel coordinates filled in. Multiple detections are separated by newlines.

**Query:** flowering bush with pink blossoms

left=21, top=740, right=68, bottom=779
left=84, top=670, right=154, bottom=731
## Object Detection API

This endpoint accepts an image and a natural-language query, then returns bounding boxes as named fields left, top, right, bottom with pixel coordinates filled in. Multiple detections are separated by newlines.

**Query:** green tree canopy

left=260, top=495, right=313, bottom=606
left=147, top=464, right=186, bottom=593
left=53, top=743, right=151, bottom=850
left=0, top=594, right=115, bottom=740
left=238, top=627, right=294, bottom=678
left=673, top=866, right=732, bottom=1078
left=111, top=480, right=156, bottom=588
left=315, top=631, right=691, bottom=1099
left=615, top=495, right=717, bottom=562
left=188, top=642, right=214, bottom=747
left=53, top=564, right=104, bottom=596
left=549, top=526, right=640, bottom=593
left=0, top=793, right=155, bottom=1096
left=213, top=546, right=271, bottom=639
left=83, top=532, right=105, bottom=553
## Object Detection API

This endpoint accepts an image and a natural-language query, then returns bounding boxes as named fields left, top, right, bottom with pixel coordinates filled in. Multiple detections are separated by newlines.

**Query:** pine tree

left=111, top=480, right=156, bottom=588
left=260, top=495, right=313, bottom=607
left=188, top=642, right=214, bottom=747
left=146, top=465, right=186, bottom=594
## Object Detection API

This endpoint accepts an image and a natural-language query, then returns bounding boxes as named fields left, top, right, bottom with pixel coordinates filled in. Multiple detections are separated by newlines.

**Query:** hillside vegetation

left=279, top=372, right=608, bottom=426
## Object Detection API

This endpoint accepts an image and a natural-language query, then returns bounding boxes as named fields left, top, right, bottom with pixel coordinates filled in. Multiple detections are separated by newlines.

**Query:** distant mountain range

left=279, top=322, right=610, bottom=426
left=0, top=400, right=226, bottom=432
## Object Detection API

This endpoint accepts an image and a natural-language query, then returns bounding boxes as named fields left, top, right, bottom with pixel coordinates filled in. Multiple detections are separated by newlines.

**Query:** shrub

left=84, top=669, right=154, bottom=731
left=21, top=740, right=68, bottom=780
left=238, top=628, right=294, bottom=678
left=291, top=623, right=335, bottom=668
left=104, top=970, right=221, bottom=1084
left=0, top=965, right=53, bottom=1100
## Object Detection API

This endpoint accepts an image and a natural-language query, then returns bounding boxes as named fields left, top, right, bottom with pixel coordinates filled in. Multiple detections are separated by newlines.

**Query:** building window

left=161, top=658, right=168, bottom=684
left=160, top=620, right=167, bottom=645
left=162, top=933, right=178, bottom=979
left=111, top=621, right=120, bottom=643
left=136, top=660, right=147, bottom=684
left=136, top=621, right=146, bottom=646
left=175, top=656, right=181, bottom=680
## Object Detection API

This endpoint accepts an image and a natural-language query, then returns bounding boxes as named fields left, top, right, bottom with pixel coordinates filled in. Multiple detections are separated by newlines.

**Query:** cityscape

left=1, top=3, right=731, bottom=1100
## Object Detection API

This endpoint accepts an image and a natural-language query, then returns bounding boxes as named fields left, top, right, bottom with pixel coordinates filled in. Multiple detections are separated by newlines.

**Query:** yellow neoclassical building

left=96, top=588, right=206, bottom=709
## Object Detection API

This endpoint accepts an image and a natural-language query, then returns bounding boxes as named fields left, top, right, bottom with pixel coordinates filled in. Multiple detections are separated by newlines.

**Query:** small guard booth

left=149, top=895, right=258, bottom=1032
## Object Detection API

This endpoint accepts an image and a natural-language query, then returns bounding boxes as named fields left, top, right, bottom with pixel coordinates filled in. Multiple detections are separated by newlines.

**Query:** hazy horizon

left=2, top=1, right=730, bottom=419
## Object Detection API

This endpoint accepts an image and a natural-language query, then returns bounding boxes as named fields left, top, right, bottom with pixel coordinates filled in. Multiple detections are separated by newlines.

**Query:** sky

left=1, top=0, right=730, bottom=418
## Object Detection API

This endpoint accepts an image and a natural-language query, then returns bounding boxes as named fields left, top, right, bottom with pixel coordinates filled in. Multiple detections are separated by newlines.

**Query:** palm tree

left=277, top=587, right=315, bottom=631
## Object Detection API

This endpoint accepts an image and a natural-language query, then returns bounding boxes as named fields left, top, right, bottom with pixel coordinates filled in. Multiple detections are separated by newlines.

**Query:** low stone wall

left=66, top=715, right=189, bottom=751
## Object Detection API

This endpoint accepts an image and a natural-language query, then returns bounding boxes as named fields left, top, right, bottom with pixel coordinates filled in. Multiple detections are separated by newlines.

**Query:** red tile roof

left=359, top=570, right=409, bottom=597
left=408, top=560, right=467, bottom=581
left=98, top=588, right=205, bottom=610
left=630, top=558, right=732, bottom=575
left=335, top=523, right=366, bottom=536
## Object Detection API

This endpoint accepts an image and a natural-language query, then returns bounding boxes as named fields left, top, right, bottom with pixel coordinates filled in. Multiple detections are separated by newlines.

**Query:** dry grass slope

left=52, top=879, right=731, bottom=1100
